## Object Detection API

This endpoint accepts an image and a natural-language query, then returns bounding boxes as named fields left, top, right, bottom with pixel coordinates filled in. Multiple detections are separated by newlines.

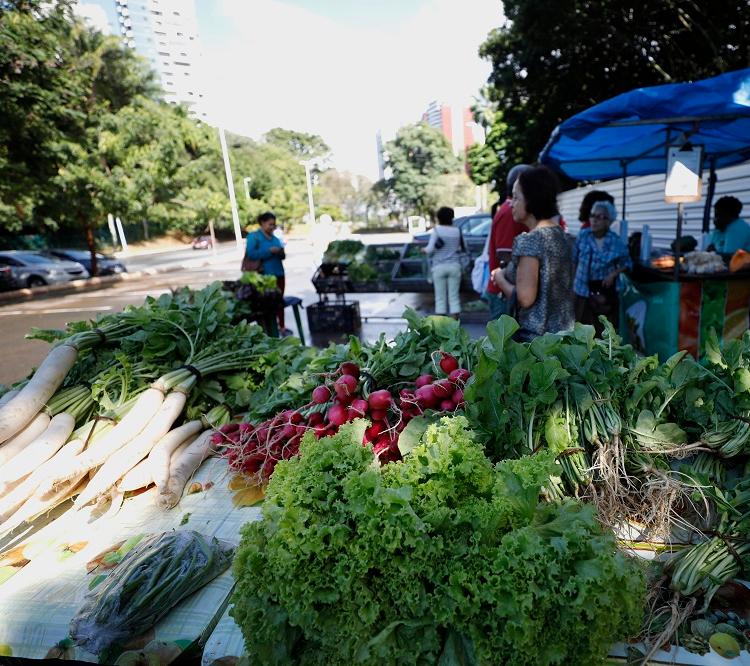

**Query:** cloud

left=199, top=0, right=503, bottom=178
left=73, top=1, right=112, bottom=35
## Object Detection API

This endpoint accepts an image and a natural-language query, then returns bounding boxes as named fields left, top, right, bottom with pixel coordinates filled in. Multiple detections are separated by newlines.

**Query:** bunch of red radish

left=221, top=353, right=472, bottom=480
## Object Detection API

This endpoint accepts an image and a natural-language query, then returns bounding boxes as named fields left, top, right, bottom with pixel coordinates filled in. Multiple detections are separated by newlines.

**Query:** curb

left=0, top=260, right=219, bottom=306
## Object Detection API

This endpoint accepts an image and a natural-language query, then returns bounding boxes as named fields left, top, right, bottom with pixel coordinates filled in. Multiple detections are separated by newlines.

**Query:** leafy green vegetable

left=230, top=417, right=644, bottom=665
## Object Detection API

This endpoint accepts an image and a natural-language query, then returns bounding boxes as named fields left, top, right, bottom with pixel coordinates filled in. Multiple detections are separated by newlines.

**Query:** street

left=0, top=235, right=447, bottom=387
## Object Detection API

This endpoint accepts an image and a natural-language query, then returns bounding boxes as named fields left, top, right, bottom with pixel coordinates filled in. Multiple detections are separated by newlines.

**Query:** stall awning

left=539, top=68, right=750, bottom=181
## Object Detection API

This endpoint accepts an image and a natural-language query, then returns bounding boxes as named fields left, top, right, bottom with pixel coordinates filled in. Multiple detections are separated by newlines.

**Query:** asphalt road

left=0, top=236, right=445, bottom=386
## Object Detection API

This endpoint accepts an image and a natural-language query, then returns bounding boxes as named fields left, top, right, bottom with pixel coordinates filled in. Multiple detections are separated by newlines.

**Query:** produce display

left=230, top=418, right=644, bottom=665
left=70, top=530, right=233, bottom=661
left=3, top=277, right=750, bottom=665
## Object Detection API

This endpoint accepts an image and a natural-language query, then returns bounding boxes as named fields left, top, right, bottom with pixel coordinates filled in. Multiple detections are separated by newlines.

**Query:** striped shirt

left=425, top=225, right=465, bottom=265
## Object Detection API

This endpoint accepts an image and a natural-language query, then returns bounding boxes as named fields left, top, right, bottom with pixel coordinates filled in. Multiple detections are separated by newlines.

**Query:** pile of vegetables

left=230, top=417, right=644, bottom=665
left=70, top=530, right=233, bottom=661
left=0, top=283, right=305, bottom=535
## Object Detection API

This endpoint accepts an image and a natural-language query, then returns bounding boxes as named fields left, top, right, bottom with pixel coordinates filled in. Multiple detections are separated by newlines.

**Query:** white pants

left=431, top=262, right=461, bottom=314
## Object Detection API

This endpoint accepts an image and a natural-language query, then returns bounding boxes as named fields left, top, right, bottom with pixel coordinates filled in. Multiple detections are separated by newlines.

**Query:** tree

left=317, top=170, right=372, bottom=222
left=424, top=173, right=476, bottom=212
left=478, top=0, right=750, bottom=190
left=378, top=123, right=463, bottom=217
left=264, top=128, right=330, bottom=161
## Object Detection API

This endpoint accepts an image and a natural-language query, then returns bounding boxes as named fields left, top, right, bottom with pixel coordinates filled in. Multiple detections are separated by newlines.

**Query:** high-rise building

left=375, top=130, right=385, bottom=181
left=113, top=0, right=206, bottom=119
left=421, top=100, right=476, bottom=156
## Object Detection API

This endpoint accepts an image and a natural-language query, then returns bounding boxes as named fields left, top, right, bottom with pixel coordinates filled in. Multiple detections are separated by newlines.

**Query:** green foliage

left=378, top=123, right=464, bottom=217
left=478, top=0, right=750, bottom=189
left=231, top=416, right=645, bottom=665
left=264, top=127, right=330, bottom=160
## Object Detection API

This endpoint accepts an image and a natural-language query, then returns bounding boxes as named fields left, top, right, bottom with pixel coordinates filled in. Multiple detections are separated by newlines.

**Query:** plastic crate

left=307, top=301, right=361, bottom=333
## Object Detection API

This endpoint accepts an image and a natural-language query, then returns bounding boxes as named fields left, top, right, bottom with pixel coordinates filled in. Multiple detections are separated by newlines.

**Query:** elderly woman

left=491, top=165, right=574, bottom=341
left=573, top=200, right=632, bottom=335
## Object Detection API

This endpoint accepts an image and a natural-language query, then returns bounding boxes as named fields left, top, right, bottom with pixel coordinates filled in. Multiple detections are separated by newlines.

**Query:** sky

left=76, top=0, right=504, bottom=180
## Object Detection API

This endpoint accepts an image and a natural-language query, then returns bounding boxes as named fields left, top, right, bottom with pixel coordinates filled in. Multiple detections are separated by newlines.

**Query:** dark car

left=0, top=264, right=13, bottom=291
left=192, top=235, right=213, bottom=250
left=413, top=214, right=492, bottom=256
left=41, top=249, right=127, bottom=276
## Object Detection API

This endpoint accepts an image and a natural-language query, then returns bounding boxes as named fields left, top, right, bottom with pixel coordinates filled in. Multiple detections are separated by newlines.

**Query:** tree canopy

left=471, top=0, right=750, bottom=192
left=378, top=123, right=465, bottom=217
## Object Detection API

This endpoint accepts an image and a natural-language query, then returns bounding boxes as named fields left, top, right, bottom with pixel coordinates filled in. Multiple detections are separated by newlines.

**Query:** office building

left=113, top=0, right=207, bottom=119
left=421, top=100, right=477, bottom=156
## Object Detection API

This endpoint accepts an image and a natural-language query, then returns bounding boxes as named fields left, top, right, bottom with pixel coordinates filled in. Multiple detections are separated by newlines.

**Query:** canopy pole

left=702, top=158, right=717, bottom=233
left=621, top=161, right=628, bottom=221
left=674, top=202, right=684, bottom=280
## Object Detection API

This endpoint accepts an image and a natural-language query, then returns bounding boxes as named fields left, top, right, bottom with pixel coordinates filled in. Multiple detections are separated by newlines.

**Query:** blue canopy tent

left=539, top=68, right=750, bottom=233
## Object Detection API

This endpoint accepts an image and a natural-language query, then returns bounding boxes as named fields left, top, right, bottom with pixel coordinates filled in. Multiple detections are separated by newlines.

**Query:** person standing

left=245, top=211, right=291, bottom=336
left=491, top=166, right=574, bottom=340
left=423, top=206, right=463, bottom=317
left=708, top=196, right=750, bottom=254
left=573, top=200, right=632, bottom=336
left=485, top=165, right=531, bottom=319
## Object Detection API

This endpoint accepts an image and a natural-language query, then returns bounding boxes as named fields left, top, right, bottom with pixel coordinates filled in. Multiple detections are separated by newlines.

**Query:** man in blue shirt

left=245, top=212, right=290, bottom=335
left=708, top=196, right=750, bottom=255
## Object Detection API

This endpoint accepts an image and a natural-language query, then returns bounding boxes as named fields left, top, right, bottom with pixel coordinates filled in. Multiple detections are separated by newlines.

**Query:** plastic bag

left=70, top=530, right=234, bottom=658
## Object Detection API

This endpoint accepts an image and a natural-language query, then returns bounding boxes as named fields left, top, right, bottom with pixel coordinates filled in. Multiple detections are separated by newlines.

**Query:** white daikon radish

left=0, top=439, right=84, bottom=523
left=147, top=419, right=203, bottom=493
left=117, top=458, right=153, bottom=492
left=0, top=390, right=19, bottom=408
left=75, top=390, right=187, bottom=507
left=40, top=386, right=165, bottom=490
left=0, top=412, right=50, bottom=467
left=0, top=344, right=77, bottom=444
left=0, top=472, right=87, bottom=537
left=0, top=413, right=75, bottom=491
left=157, top=430, right=213, bottom=509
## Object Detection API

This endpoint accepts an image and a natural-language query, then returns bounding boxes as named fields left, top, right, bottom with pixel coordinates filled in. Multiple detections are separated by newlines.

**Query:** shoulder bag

left=241, top=232, right=263, bottom=273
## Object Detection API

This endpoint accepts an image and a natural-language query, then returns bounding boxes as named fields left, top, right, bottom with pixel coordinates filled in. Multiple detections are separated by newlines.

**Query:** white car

left=0, top=251, right=89, bottom=289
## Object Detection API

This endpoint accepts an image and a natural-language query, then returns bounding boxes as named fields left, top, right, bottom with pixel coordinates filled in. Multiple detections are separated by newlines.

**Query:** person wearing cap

left=484, top=164, right=531, bottom=319
left=708, top=196, right=750, bottom=254
left=573, top=200, right=631, bottom=336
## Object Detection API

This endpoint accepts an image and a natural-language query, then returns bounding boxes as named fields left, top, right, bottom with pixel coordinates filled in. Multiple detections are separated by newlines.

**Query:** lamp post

left=218, top=126, right=244, bottom=252
left=299, top=160, right=316, bottom=225
left=243, top=176, right=252, bottom=201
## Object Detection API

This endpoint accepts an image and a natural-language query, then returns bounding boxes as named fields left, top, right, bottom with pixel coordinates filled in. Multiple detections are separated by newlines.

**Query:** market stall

left=540, top=67, right=750, bottom=359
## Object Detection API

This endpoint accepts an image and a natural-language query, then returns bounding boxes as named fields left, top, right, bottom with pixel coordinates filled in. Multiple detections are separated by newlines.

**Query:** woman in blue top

left=573, top=200, right=632, bottom=336
left=245, top=211, right=290, bottom=335
left=708, top=196, right=750, bottom=255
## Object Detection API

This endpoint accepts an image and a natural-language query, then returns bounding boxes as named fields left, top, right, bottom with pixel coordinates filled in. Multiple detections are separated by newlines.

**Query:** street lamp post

left=218, top=126, right=244, bottom=252
left=300, top=160, right=316, bottom=225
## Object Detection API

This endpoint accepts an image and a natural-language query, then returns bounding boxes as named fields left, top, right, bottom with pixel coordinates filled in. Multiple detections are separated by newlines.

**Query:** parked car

left=192, top=235, right=213, bottom=250
left=40, top=249, right=126, bottom=276
left=412, top=213, right=493, bottom=256
left=0, top=265, right=13, bottom=291
left=0, top=251, right=89, bottom=289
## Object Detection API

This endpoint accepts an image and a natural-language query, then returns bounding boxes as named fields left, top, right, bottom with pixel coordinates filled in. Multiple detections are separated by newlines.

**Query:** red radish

left=399, top=389, right=415, bottom=400
left=220, top=423, right=240, bottom=434
left=334, top=374, right=358, bottom=400
left=313, top=424, right=327, bottom=439
left=290, top=411, right=303, bottom=424
left=432, top=379, right=453, bottom=399
left=370, top=408, right=387, bottom=421
left=295, top=424, right=307, bottom=436
left=308, top=412, right=324, bottom=426
left=312, top=385, right=332, bottom=404
left=439, top=352, right=459, bottom=374
left=415, top=374, right=434, bottom=389
left=368, top=390, right=392, bottom=411
left=339, top=362, right=361, bottom=379
left=448, top=368, right=472, bottom=385
left=452, top=389, right=464, bottom=406
left=239, top=422, right=254, bottom=434
left=415, top=385, right=438, bottom=408
left=440, top=399, right=455, bottom=411
left=327, top=404, right=347, bottom=427
left=366, top=422, right=385, bottom=441
left=350, top=398, right=369, bottom=417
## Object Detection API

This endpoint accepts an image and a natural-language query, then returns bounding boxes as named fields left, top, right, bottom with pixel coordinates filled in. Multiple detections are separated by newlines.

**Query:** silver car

left=0, top=251, right=90, bottom=289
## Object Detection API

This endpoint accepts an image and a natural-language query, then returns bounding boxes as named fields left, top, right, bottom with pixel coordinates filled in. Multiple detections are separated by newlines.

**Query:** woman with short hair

left=491, top=166, right=574, bottom=340
left=424, top=206, right=463, bottom=317
left=573, top=200, right=632, bottom=335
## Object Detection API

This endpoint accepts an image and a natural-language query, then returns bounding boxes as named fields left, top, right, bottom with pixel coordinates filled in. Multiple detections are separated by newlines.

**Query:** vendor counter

left=620, top=262, right=750, bottom=360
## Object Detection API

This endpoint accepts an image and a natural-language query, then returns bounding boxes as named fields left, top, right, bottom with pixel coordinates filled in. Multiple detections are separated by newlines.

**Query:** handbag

left=241, top=233, right=263, bottom=273
left=585, top=248, right=616, bottom=315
